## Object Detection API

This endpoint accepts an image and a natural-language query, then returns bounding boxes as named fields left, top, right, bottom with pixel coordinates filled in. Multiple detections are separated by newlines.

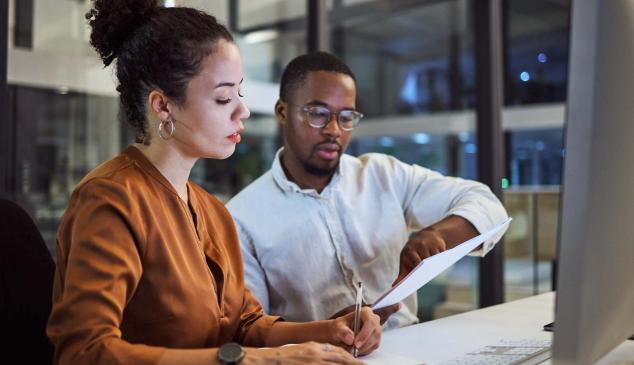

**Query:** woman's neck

left=134, top=142, right=196, bottom=203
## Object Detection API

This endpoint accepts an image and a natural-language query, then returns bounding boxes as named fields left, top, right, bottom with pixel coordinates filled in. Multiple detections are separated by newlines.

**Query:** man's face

left=277, top=70, right=357, bottom=177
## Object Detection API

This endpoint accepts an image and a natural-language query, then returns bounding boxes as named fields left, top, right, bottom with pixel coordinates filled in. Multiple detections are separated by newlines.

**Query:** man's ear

left=148, top=90, right=171, bottom=121
left=275, top=99, right=287, bottom=126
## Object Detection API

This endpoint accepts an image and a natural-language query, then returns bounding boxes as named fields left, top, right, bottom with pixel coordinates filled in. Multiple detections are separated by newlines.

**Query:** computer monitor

left=553, top=0, right=634, bottom=364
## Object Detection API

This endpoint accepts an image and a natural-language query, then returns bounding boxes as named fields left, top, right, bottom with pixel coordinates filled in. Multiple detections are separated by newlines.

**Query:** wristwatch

left=217, top=342, right=245, bottom=364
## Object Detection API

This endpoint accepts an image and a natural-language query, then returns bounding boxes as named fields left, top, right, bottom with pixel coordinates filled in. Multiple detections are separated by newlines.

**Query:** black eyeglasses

left=301, top=105, right=364, bottom=131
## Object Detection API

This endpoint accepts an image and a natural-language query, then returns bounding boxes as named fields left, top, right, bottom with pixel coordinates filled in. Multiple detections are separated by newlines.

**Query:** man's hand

left=394, top=228, right=447, bottom=285
left=373, top=303, right=401, bottom=325
left=330, top=303, right=401, bottom=325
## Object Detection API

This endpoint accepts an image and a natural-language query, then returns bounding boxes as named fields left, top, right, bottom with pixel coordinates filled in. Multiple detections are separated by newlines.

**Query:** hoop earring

left=158, top=118, right=175, bottom=140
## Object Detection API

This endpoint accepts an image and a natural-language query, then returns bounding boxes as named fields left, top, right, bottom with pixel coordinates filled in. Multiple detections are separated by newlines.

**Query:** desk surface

left=363, top=292, right=634, bottom=365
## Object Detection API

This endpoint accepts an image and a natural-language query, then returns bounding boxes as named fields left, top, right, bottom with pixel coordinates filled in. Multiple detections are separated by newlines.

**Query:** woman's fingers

left=321, top=343, right=365, bottom=364
left=350, top=307, right=381, bottom=355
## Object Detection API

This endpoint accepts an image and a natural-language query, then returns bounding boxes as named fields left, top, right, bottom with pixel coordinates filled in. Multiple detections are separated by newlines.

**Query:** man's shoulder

left=343, top=152, right=409, bottom=174
left=355, top=152, right=399, bottom=164
left=226, top=169, right=276, bottom=211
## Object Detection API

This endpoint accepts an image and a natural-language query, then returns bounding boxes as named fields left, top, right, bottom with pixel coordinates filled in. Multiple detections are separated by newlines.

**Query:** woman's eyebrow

left=214, top=78, right=244, bottom=89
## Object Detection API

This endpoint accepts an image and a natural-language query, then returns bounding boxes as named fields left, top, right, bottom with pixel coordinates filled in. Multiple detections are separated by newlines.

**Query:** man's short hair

left=279, top=51, right=356, bottom=102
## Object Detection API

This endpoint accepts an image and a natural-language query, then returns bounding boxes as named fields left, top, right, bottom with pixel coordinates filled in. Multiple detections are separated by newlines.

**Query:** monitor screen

left=553, top=0, right=634, bottom=363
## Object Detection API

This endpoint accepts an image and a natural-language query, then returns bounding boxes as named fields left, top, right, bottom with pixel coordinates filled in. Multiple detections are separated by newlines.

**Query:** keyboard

left=440, top=339, right=552, bottom=365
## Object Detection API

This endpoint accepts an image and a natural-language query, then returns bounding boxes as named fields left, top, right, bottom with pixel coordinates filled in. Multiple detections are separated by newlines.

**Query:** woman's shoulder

left=70, top=153, right=152, bottom=207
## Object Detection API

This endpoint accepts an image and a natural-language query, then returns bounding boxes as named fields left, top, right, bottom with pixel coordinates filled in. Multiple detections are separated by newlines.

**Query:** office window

left=201, top=0, right=308, bottom=200
left=504, top=0, right=570, bottom=106
left=331, top=0, right=570, bottom=319
left=8, top=86, right=119, bottom=253
left=3, top=0, right=290, bottom=249
left=502, top=0, right=569, bottom=302
left=332, top=0, right=474, bottom=118
left=236, top=0, right=307, bottom=84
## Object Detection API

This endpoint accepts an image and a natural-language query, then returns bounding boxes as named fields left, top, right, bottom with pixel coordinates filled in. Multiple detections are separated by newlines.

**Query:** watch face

left=219, top=342, right=245, bottom=363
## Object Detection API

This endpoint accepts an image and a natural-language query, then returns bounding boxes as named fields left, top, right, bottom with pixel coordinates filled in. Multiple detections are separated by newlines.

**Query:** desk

left=364, top=292, right=634, bottom=364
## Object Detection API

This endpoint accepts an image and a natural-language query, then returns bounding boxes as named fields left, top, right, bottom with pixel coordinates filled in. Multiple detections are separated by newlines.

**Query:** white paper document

left=372, top=218, right=512, bottom=310
left=362, top=350, right=425, bottom=365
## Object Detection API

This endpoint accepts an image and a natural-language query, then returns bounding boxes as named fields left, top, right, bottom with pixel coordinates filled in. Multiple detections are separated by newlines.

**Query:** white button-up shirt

left=227, top=150, right=508, bottom=329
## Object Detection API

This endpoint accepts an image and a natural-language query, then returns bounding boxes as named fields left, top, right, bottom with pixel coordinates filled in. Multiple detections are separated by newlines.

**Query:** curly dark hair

left=279, top=51, right=356, bottom=103
left=86, top=0, right=234, bottom=143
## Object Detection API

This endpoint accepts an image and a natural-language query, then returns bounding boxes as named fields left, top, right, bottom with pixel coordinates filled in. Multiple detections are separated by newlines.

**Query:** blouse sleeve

left=47, top=178, right=165, bottom=365
left=210, top=199, right=281, bottom=347
left=234, top=286, right=281, bottom=347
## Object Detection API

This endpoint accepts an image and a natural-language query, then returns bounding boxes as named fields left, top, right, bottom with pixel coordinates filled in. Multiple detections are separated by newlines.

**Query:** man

left=227, top=52, right=508, bottom=329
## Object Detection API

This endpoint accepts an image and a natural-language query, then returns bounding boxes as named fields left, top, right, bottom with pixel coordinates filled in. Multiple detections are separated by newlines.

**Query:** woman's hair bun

left=86, top=0, right=160, bottom=67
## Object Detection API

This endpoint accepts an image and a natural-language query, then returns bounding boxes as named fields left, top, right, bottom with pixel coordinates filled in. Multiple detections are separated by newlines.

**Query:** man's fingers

left=431, top=241, right=446, bottom=255
left=393, top=272, right=405, bottom=286
left=396, top=246, right=422, bottom=285
left=421, top=242, right=433, bottom=258
left=401, top=246, right=422, bottom=271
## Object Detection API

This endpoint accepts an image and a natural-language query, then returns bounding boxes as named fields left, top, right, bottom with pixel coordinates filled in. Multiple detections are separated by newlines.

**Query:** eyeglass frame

left=299, top=105, right=364, bottom=131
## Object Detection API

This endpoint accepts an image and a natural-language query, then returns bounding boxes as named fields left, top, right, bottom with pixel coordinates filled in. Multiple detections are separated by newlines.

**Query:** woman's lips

left=227, top=132, right=242, bottom=144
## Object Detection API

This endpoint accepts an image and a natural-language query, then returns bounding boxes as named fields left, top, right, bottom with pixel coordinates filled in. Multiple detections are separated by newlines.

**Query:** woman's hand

left=244, top=342, right=364, bottom=364
left=330, top=306, right=381, bottom=356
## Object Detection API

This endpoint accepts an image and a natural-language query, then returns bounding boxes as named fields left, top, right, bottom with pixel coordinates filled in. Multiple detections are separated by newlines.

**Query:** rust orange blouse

left=47, top=146, right=279, bottom=365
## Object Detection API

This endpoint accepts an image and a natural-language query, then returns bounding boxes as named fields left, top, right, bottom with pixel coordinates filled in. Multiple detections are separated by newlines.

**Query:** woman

left=46, top=1, right=381, bottom=364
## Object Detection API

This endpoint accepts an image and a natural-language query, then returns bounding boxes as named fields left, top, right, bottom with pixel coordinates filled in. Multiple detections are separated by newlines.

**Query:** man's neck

left=280, top=150, right=334, bottom=194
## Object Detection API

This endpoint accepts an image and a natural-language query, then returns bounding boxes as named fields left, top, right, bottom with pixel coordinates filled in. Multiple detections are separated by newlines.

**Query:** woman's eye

left=216, top=98, right=232, bottom=105
left=238, top=91, right=244, bottom=98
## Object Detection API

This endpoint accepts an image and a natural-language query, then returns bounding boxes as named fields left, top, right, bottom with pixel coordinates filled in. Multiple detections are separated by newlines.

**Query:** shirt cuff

left=241, top=315, right=283, bottom=347
left=449, top=210, right=508, bottom=257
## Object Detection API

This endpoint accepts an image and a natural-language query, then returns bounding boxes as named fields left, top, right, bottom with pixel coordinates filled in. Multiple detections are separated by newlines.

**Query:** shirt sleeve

left=390, top=156, right=509, bottom=256
left=223, top=216, right=280, bottom=347
left=233, top=219, right=271, bottom=313
left=47, top=179, right=165, bottom=365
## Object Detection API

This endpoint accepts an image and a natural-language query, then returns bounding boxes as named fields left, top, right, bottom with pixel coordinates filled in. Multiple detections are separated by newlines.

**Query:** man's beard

left=303, top=157, right=340, bottom=177
left=297, top=139, right=343, bottom=177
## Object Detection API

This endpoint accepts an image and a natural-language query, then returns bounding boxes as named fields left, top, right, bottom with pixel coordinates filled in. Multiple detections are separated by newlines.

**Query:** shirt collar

left=271, top=147, right=343, bottom=197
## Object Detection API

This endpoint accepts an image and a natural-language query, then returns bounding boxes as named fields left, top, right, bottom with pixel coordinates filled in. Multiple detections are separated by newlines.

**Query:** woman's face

left=168, top=40, right=249, bottom=160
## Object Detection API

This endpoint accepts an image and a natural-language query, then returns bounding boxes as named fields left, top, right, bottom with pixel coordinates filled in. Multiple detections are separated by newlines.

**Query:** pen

left=352, top=281, right=363, bottom=357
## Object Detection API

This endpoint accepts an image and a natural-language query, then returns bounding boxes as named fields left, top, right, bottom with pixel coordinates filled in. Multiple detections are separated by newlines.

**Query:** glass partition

left=329, top=0, right=568, bottom=320
left=4, top=0, right=570, bottom=320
